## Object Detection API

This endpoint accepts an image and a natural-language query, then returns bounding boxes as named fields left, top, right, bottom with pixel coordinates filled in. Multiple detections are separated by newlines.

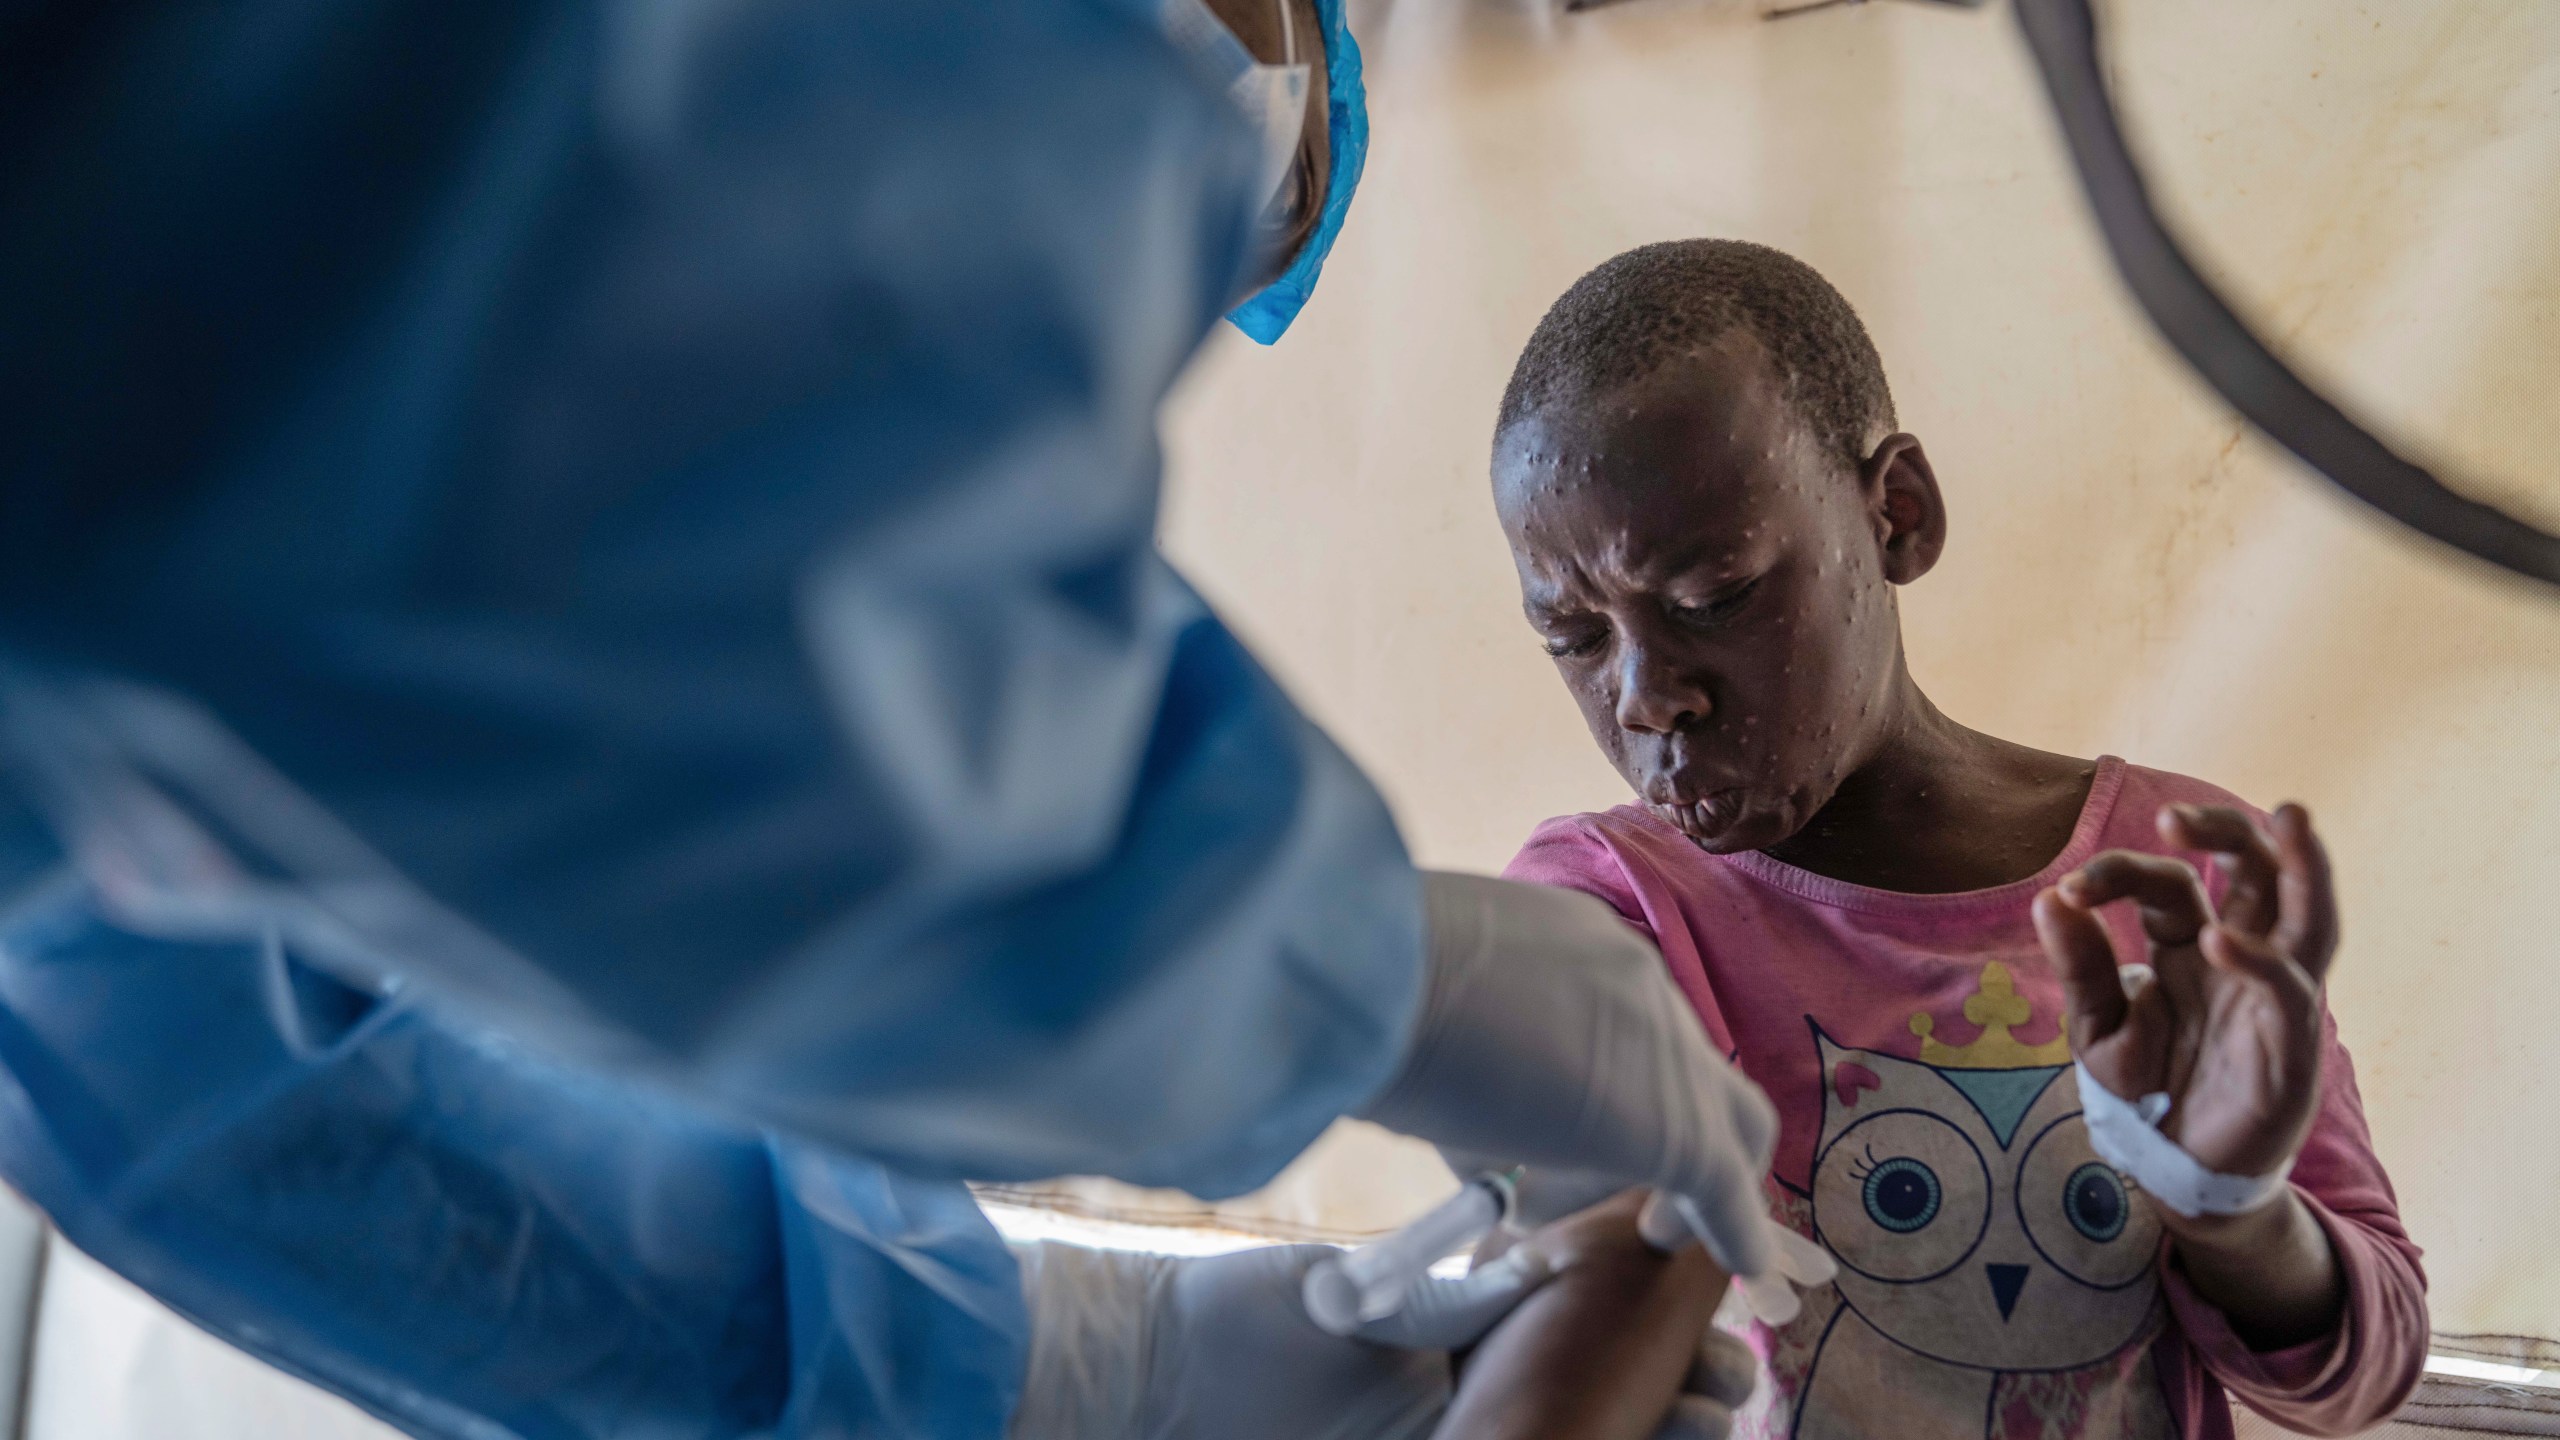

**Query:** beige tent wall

left=1133, top=0, right=2560, bottom=1349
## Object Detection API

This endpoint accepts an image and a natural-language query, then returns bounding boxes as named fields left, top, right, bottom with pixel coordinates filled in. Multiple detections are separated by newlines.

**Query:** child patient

left=1472, top=240, right=2428, bottom=1439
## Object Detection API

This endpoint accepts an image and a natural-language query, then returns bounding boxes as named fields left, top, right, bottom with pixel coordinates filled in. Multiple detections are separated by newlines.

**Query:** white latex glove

left=1364, top=874, right=1825, bottom=1317
left=1440, top=1156, right=1836, bottom=1328
left=1007, top=1241, right=1750, bottom=1440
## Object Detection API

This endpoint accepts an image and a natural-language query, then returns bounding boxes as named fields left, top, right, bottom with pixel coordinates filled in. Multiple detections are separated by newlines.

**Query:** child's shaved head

left=1497, top=239, right=1896, bottom=472
left=1491, top=240, right=1947, bottom=855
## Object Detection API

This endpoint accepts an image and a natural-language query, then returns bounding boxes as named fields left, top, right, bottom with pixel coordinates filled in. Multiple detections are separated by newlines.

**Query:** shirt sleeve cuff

left=2162, top=1188, right=2363, bottom=1398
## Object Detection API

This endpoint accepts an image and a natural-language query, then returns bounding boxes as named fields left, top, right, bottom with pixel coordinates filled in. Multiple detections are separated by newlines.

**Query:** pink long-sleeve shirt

left=1506, top=757, right=2428, bottom=1440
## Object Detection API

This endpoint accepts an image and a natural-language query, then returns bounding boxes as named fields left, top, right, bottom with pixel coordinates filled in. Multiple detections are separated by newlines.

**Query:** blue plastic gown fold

left=0, top=872, right=1028, bottom=1439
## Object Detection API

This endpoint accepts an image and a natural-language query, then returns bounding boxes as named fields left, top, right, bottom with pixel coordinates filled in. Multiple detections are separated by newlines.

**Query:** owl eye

left=2016, top=1113, right=2161, bottom=1290
left=1863, top=1157, right=1942, bottom=1233
left=1813, top=1108, right=1990, bottom=1284
left=2064, top=1162, right=2128, bottom=1242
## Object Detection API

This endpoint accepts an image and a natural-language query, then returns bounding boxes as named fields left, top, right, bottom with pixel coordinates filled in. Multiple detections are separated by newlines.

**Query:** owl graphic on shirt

left=1777, top=963, right=2178, bottom=1440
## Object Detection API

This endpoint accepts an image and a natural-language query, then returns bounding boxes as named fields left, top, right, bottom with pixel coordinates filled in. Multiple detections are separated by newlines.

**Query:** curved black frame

left=2012, top=0, right=2560, bottom=590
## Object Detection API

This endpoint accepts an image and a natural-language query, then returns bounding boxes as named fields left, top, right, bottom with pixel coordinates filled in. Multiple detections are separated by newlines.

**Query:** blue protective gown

left=0, top=3, right=1419, bottom=1437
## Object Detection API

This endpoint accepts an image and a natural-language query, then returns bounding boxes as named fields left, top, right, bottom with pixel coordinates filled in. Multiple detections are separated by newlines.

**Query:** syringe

left=1301, top=1169, right=1518, bottom=1336
left=1634, top=1190, right=1830, bottom=1326
left=1304, top=1170, right=1833, bottom=1335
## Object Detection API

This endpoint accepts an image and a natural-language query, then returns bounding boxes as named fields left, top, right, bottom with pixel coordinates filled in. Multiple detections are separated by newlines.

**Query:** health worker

left=0, top=3, right=1785, bottom=1437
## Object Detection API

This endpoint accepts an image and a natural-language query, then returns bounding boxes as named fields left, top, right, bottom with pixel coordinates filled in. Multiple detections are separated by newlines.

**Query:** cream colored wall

left=1155, top=0, right=2560, bottom=1343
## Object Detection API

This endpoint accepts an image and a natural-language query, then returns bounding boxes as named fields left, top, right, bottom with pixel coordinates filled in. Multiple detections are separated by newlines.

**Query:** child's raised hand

left=2031, top=803, right=2338, bottom=1180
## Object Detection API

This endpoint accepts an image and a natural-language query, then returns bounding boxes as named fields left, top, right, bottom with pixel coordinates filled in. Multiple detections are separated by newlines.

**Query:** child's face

left=1494, top=332, right=1914, bottom=853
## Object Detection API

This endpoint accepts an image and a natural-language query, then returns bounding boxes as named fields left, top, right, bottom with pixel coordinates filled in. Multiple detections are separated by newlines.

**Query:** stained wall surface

left=1148, top=0, right=2560, bottom=1347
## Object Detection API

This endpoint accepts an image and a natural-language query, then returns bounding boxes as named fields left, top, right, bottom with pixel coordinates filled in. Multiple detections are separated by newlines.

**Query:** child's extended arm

left=2037, top=803, right=2428, bottom=1431
left=1436, top=1190, right=1746, bottom=1440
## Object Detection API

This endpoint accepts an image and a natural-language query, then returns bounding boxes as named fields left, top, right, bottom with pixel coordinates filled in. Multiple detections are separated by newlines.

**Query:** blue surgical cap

left=1224, top=0, right=1366, bottom=345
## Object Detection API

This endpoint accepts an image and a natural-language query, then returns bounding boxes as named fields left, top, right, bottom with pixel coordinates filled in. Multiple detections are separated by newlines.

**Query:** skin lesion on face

left=1493, top=331, right=1921, bottom=857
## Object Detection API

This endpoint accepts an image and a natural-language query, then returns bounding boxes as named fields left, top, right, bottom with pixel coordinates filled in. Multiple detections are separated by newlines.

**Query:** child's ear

left=1862, top=434, right=1947, bottom=584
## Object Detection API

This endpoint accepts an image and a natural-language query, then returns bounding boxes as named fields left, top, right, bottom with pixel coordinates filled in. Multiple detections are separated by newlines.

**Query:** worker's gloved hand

left=1361, top=873, right=1812, bottom=1309
left=1008, top=1239, right=1542, bottom=1440
left=1008, top=1237, right=1755, bottom=1440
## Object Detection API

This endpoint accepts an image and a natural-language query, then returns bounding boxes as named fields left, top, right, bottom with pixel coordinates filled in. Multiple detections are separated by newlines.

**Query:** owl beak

left=1986, top=1263, right=2029, bottom=1321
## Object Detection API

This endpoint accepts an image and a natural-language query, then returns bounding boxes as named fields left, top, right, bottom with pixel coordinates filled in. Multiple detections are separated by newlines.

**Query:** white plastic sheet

left=24, top=1238, right=398, bottom=1440
left=0, top=1187, right=42, bottom=1438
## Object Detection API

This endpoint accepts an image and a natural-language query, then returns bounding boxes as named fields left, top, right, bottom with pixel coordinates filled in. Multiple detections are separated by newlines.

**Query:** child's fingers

left=2059, top=851, right=2213, bottom=946
left=2158, top=804, right=2280, bottom=935
left=2270, top=803, right=2340, bottom=984
left=2198, top=923, right=2295, bottom=991
left=1684, top=1328, right=1759, bottom=1409
left=2035, top=887, right=2129, bottom=1045
left=1651, top=1396, right=1737, bottom=1440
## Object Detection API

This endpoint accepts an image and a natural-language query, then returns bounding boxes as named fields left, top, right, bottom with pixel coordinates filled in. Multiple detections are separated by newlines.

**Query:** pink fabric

left=1505, top=757, right=2428, bottom=1439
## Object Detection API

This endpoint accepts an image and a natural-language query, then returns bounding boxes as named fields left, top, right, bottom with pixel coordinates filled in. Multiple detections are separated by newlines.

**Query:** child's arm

left=2037, top=803, right=2428, bottom=1432
left=2153, top=1188, right=2341, bottom=1348
left=1436, top=1190, right=1744, bottom=1440
left=2157, top=1010, right=2429, bottom=1435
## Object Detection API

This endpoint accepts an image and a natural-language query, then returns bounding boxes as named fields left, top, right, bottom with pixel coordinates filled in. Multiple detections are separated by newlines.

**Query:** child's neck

left=1757, top=680, right=2099, bottom=895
